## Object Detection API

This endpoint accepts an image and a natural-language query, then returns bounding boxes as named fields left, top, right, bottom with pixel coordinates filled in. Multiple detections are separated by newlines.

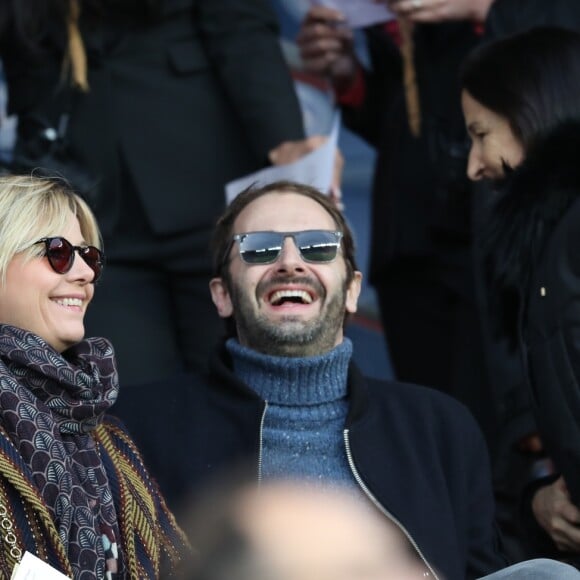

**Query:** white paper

left=11, top=552, right=71, bottom=580
left=225, top=111, right=341, bottom=205
left=311, top=0, right=394, bottom=28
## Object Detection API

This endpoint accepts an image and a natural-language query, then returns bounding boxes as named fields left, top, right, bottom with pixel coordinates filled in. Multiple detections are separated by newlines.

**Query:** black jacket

left=487, top=122, right=580, bottom=508
left=0, top=0, right=304, bottom=236
left=115, top=344, right=505, bottom=580
left=340, top=22, right=478, bottom=284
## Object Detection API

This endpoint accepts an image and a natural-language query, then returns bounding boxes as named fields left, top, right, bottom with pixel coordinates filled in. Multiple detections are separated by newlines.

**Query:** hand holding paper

left=269, top=134, right=344, bottom=206
left=310, top=0, right=394, bottom=28
left=225, top=112, right=342, bottom=205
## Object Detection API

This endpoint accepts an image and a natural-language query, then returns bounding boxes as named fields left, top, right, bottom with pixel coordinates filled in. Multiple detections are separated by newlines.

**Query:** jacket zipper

left=257, top=402, right=268, bottom=483
left=343, top=429, right=438, bottom=579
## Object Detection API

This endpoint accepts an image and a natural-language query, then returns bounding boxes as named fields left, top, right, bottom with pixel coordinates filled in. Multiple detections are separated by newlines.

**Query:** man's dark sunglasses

left=228, top=230, right=343, bottom=265
left=35, top=237, right=104, bottom=282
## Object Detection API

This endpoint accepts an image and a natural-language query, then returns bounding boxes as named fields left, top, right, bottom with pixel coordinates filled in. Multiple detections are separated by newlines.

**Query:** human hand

left=532, top=476, right=580, bottom=552
left=297, top=6, right=358, bottom=91
left=383, top=0, right=495, bottom=23
left=268, top=136, right=344, bottom=209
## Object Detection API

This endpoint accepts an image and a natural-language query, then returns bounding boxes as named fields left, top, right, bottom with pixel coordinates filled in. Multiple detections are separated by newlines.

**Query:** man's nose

left=276, top=237, right=305, bottom=272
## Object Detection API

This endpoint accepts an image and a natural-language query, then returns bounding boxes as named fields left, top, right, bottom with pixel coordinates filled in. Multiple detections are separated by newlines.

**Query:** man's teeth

left=270, top=289, right=313, bottom=305
left=54, top=298, right=83, bottom=307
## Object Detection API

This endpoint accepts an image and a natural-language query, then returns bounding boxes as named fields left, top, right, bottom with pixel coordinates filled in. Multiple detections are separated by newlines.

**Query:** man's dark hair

left=460, top=26, right=580, bottom=152
left=211, top=180, right=358, bottom=284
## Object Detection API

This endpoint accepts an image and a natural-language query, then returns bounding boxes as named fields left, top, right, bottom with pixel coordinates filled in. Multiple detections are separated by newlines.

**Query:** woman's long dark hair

left=460, top=27, right=580, bottom=153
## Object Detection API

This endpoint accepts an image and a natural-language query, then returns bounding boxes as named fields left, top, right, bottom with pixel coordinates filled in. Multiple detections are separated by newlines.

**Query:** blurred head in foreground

left=183, top=478, right=434, bottom=580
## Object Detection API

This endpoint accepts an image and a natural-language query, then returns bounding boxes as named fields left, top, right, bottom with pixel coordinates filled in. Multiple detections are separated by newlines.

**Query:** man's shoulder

left=362, top=373, right=463, bottom=404
left=359, top=373, right=480, bottom=429
left=350, top=373, right=490, bottom=482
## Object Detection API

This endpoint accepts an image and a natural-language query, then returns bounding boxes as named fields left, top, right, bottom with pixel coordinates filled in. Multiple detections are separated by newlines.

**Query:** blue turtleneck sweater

left=226, top=338, right=357, bottom=487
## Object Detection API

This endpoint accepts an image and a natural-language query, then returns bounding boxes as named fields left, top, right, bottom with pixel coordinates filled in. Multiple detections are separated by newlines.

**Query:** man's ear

left=210, top=277, right=234, bottom=318
left=345, top=271, right=362, bottom=314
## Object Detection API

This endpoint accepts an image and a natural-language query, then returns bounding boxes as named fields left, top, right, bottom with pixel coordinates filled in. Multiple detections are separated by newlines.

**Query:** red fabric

left=384, top=20, right=402, bottom=46
left=336, top=19, right=400, bottom=107
left=335, top=18, right=482, bottom=108
left=335, top=64, right=366, bottom=107
left=473, top=22, right=485, bottom=36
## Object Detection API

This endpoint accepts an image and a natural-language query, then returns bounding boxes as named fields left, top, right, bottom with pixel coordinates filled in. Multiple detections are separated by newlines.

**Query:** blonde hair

left=0, top=174, right=101, bottom=282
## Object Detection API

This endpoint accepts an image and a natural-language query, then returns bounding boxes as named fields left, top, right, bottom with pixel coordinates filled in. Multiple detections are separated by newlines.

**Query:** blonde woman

left=0, top=175, right=187, bottom=579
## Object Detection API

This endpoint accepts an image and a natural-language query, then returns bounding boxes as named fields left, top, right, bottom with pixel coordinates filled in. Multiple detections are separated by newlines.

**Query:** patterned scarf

left=0, top=324, right=121, bottom=579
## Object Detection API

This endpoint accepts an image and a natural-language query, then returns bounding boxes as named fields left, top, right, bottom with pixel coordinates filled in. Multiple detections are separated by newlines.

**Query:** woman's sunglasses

left=229, top=230, right=343, bottom=265
left=35, top=237, right=104, bottom=282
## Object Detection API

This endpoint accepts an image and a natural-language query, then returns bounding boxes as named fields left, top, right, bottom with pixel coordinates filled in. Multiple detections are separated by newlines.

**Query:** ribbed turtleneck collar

left=226, top=338, right=352, bottom=406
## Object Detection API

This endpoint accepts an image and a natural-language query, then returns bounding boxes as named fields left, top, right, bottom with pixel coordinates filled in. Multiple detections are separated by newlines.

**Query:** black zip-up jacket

left=485, top=122, right=580, bottom=561
left=114, top=344, right=506, bottom=580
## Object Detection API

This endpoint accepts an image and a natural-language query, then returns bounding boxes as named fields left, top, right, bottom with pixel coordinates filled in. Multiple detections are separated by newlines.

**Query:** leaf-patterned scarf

left=0, top=324, right=121, bottom=579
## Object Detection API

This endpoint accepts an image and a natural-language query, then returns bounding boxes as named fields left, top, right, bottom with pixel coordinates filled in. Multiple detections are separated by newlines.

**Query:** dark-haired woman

left=461, top=26, right=580, bottom=562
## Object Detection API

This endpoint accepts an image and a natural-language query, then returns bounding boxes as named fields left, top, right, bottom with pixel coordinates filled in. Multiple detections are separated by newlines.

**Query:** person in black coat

left=295, top=2, right=504, bottom=468
left=115, top=180, right=507, bottom=580
left=0, top=0, right=307, bottom=386
left=461, top=26, right=580, bottom=563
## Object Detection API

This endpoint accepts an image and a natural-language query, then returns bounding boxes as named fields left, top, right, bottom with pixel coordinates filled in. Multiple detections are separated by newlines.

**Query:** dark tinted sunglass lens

left=239, top=233, right=282, bottom=264
left=46, top=237, right=74, bottom=274
left=80, top=246, right=103, bottom=281
left=296, top=232, right=340, bottom=262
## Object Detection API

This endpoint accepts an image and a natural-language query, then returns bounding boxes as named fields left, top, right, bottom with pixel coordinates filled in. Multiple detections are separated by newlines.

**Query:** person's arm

left=297, top=6, right=403, bottom=148
left=268, top=135, right=345, bottom=207
left=297, top=6, right=359, bottom=94
left=196, top=0, right=305, bottom=161
left=196, top=0, right=348, bottom=195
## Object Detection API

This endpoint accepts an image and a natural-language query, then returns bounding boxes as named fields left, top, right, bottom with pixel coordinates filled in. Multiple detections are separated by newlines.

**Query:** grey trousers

left=479, top=559, right=580, bottom=579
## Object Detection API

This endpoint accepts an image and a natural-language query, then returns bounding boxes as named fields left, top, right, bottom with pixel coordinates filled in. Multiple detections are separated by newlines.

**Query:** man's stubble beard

left=229, top=278, right=347, bottom=358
